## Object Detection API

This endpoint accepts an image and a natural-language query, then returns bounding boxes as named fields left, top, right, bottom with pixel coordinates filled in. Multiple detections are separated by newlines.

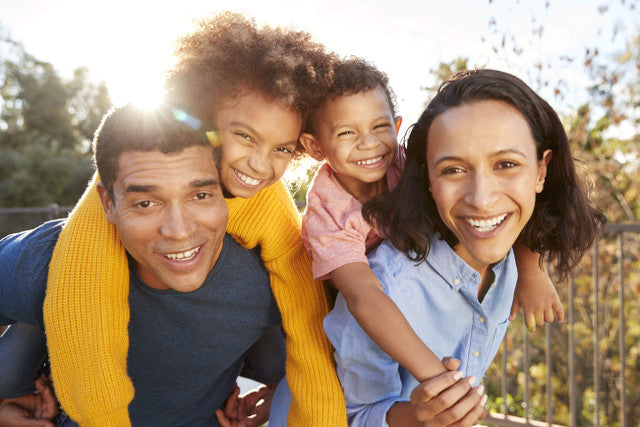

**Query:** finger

left=509, top=299, right=520, bottom=321
left=524, top=312, right=536, bottom=332
left=441, top=357, right=461, bottom=371
left=553, top=299, right=565, bottom=322
left=428, top=383, right=484, bottom=426
left=543, top=305, right=555, bottom=323
left=409, top=370, right=464, bottom=405
left=413, top=375, right=476, bottom=421
left=450, top=393, right=487, bottom=427
left=215, top=409, right=232, bottom=427
left=535, top=309, right=545, bottom=326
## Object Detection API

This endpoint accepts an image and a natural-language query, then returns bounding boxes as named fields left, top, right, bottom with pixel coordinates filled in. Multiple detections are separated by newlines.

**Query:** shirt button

left=478, top=317, right=486, bottom=323
left=453, top=278, right=461, bottom=285
left=473, top=351, right=480, bottom=357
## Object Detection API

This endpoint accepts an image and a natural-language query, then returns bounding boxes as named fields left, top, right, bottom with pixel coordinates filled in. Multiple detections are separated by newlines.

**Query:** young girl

left=40, top=13, right=347, bottom=426
left=297, top=58, right=565, bottom=385
left=325, top=68, right=605, bottom=426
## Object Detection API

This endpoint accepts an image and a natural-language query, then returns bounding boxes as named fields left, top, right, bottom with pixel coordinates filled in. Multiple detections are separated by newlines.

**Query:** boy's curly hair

left=164, top=12, right=336, bottom=144
left=305, top=56, right=397, bottom=134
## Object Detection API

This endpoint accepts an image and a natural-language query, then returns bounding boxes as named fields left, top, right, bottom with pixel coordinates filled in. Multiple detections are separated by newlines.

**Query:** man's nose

left=160, top=204, right=194, bottom=240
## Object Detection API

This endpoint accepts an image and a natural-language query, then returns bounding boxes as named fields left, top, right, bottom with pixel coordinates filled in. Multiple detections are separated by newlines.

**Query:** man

left=0, top=104, right=284, bottom=426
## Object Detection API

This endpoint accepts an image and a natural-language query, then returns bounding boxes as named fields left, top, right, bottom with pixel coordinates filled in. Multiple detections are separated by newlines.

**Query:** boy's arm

left=330, top=263, right=446, bottom=382
left=511, top=244, right=564, bottom=331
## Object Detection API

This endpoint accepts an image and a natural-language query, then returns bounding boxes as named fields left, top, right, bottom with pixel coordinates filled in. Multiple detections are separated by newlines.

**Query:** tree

left=0, top=25, right=111, bottom=207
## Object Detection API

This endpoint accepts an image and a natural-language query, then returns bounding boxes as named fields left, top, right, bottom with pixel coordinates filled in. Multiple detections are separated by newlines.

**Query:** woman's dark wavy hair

left=363, top=69, right=606, bottom=279
left=163, top=12, right=336, bottom=156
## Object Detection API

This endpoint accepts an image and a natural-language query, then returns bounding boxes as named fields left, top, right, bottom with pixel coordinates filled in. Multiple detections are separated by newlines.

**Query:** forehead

left=215, top=92, right=301, bottom=127
left=114, top=146, right=218, bottom=191
left=427, top=100, right=536, bottom=158
left=320, top=87, right=393, bottom=123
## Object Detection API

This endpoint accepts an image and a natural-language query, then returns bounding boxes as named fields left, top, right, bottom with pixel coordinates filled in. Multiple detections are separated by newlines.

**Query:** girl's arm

left=44, top=173, right=134, bottom=426
left=511, top=244, right=564, bottom=331
left=226, top=181, right=347, bottom=427
left=330, top=263, right=447, bottom=382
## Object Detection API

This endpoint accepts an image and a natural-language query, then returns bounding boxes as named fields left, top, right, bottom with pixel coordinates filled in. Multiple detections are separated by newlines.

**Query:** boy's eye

left=337, top=130, right=354, bottom=137
left=374, top=123, right=391, bottom=130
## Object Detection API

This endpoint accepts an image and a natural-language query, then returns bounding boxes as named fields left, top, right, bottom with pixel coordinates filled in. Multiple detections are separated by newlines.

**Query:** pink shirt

left=301, top=150, right=404, bottom=280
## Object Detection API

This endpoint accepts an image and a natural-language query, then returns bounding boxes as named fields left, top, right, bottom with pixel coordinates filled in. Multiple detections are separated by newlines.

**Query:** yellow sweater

left=43, top=174, right=347, bottom=427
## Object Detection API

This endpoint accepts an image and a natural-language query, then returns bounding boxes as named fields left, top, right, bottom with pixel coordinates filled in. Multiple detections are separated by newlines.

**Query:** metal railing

left=483, top=223, right=640, bottom=427
left=0, top=205, right=72, bottom=238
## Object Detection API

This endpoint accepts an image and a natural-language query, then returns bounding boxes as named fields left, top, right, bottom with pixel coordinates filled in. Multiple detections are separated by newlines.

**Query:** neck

left=333, top=172, right=387, bottom=204
left=477, top=269, right=495, bottom=303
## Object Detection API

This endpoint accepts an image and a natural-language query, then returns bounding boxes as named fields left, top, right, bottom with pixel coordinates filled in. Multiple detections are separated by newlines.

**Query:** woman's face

left=214, top=93, right=302, bottom=198
left=426, top=100, right=551, bottom=275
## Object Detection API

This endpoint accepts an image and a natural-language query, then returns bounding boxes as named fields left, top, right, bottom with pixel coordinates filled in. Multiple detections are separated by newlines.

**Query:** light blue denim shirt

left=323, top=236, right=518, bottom=427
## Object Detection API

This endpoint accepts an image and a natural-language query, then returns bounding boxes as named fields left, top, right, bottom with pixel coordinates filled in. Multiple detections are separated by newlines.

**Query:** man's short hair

left=93, top=103, right=215, bottom=198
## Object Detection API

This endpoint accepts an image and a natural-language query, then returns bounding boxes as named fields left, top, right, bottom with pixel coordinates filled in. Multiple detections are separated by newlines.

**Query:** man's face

left=98, top=145, right=228, bottom=292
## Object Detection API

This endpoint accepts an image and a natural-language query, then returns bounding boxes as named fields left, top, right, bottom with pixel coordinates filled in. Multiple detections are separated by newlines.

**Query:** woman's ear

left=536, top=149, right=553, bottom=193
left=299, top=133, right=325, bottom=161
left=394, top=116, right=403, bottom=137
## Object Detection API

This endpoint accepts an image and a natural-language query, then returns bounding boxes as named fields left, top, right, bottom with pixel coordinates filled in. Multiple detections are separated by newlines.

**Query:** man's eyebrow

left=190, top=178, right=220, bottom=188
left=124, top=184, right=158, bottom=194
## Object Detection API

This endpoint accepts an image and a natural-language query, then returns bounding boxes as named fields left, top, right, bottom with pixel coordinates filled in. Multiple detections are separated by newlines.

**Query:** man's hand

left=0, top=375, right=59, bottom=427
left=388, top=357, right=486, bottom=426
left=215, top=383, right=275, bottom=427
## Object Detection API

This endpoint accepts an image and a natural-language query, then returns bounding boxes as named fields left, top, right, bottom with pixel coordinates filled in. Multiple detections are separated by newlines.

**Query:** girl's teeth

left=236, top=170, right=261, bottom=186
left=467, top=214, right=507, bottom=232
left=165, top=247, right=199, bottom=261
left=356, top=156, right=383, bottom=166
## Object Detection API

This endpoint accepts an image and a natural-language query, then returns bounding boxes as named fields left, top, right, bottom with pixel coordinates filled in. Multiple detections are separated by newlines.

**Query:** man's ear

left=96, top=181, right=116, bottom=224
left=535, top=149, right=553, bottom=193
left=299, top=133, right=325, bottom=161
left=394, top=116, right=403, bottom=137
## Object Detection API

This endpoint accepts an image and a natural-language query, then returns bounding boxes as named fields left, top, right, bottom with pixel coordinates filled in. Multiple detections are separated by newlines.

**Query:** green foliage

left=0, top=26, right=111, bottom=207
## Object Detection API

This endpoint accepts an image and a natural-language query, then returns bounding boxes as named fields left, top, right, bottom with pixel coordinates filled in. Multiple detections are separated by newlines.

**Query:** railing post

left=569, top=274, right=576, bottom=426
left=546, top=322, right=552, bottom=425
left=524, top=323, right=530, bottom=422
left=618, top=233, right=626, bottom=427
left=593, top=241, right=600, bottom=427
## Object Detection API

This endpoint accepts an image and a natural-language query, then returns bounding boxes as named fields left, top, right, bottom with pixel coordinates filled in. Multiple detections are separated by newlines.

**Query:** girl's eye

left=234, top=131, right=252, bottom=142
left=275, top=146, right=293, bottom=155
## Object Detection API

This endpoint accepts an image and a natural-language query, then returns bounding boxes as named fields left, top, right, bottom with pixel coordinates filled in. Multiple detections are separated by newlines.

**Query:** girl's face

left=426, top=100, right=551, bottom=276
left=301, top=87, right=400, bottom=199
left=214, top=93, right=302, bottom=198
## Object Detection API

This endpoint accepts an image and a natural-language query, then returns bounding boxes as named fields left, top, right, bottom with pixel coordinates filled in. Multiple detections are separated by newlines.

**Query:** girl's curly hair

left=164, top=12, right=336, bottom=148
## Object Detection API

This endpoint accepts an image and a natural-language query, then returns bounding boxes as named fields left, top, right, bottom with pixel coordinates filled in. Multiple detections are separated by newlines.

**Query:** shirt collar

left=426, top=236, right=512, bottom=292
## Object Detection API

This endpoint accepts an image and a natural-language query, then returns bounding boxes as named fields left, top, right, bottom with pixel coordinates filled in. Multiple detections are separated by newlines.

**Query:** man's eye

left=136, top=201, right=153, bottom=208
left=195, top=192, right=210, bottom=200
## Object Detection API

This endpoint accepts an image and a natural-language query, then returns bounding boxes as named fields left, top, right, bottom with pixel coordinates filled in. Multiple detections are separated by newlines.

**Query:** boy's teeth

left=165, top=247, right=200, bottom=261
left=356, top=156, right=383, bottom=166
left=467, top=214, right=507, bottom=232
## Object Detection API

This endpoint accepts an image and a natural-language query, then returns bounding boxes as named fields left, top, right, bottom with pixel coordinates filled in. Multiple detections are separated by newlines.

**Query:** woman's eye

left=497, top=161, right=518, bottom=169
left=440, top=166, right=465, bottom=176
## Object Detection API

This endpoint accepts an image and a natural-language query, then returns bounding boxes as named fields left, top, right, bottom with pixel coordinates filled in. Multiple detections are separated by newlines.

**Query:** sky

left=1, top=0, right=638, bottom=133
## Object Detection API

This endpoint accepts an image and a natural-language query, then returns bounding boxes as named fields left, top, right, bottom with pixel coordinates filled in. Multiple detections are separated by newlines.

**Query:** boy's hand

left=510, top=268, right=564, bottom=331
left=215, top=383, right=275, bottom=427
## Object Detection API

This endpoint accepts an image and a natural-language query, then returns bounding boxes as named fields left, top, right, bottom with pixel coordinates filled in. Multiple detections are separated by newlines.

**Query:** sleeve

left=324, top=294, right=405, bottom=427
left=302, top=172, right=371, bottom=280
left=43, top=173, right=134, bottom=427
left=226, top=181, right=347, bottom=427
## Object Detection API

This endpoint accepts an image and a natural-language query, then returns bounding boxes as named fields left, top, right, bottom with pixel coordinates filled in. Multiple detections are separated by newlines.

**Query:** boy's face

left=98, top=145, right=228, bottom=292
left=303, top=87, right=400, bottom=197
left=214, top=93, right=302, bottom=198
left=426, top=100, right=550, bottom=276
